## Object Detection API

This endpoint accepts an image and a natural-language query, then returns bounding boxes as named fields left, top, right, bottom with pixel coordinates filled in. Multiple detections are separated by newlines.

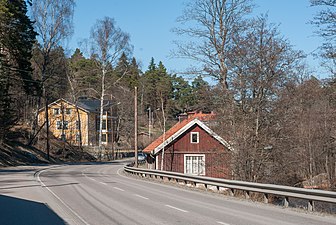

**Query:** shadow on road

left=0, top=194, right=66, bottom=225
left=0, top=184, right=41, bottom=190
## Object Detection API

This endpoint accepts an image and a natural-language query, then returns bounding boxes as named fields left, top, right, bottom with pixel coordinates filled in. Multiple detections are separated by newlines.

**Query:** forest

left=0, top=0, right=335, bottom=188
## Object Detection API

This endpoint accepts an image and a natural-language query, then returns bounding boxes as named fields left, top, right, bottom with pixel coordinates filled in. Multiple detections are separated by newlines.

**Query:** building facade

left=143, top=117, right=233, bottom=178
left=37, top=98, right=117, bottom=146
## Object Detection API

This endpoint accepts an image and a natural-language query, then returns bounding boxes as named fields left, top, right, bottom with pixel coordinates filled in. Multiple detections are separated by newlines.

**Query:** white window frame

left=56, top=120, right=62, bottom=130
left=75, top=120, right=80, bottom=130
left=184, top=154, right=205, bottom=176
left=65, top=108, right=72, bottom=115
left=63, top=121, right=69, bottom=130
left=101, top=133, right=107, bottom=144
left=102, top=119, right=107, bottom=131
left=190, top=132, right=199, bottom=143
left=53, top=108, right=60, bottom=115
left=75, top=133, right=80, bottom=142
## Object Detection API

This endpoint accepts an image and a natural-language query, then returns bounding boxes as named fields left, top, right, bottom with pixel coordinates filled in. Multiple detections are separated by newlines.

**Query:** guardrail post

left=263, top=193, right=269, bottom=204
left=283, top=197, right=289, bottom=208
left=228, top=188, right=234, bottom=196
left=308, top=200, right=314, bottom=211
left=245, top=191, right=250, bottom=199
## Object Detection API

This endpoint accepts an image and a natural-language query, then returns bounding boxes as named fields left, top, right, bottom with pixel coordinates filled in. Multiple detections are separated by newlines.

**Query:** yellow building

left=38, top=98, right=116, bottom=146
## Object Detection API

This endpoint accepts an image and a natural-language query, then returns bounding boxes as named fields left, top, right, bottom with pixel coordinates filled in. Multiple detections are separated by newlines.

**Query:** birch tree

left=89, top=17, right=131, bottom=147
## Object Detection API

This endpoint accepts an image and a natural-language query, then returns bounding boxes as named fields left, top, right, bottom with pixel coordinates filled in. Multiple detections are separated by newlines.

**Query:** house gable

left=167, top=124, right=226, bottom=154
left=145, top=119, right=233, bottom=155
left=38, top=98, right=89, bottom=114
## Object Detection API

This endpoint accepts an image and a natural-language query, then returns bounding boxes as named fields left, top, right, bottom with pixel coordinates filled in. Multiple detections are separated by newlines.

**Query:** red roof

left=143, top=112, right=217, bottom=154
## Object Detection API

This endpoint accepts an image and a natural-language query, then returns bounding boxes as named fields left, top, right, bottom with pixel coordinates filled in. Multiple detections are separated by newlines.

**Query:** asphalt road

left=0, top=161, right=335, bottom=225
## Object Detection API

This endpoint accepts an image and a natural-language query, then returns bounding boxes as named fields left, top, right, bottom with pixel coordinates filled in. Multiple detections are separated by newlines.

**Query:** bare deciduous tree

left=311, top=0, right=336, bottom=76
left=173, top=0, right=253, bottom=90
left=219, top=15, right=304, bottom=182
left=31, top=0, right=75, bottom=159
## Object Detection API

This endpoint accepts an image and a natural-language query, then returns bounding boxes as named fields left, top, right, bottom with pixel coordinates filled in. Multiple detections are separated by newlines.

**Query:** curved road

left=1, top=162, right=335, bottom=225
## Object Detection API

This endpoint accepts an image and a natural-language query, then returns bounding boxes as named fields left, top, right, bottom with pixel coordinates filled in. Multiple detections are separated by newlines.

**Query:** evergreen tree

left=156, top=61, right=173, bottom=113
left=191, top=76, right=213, bottom=112
left=148, top=57, right=156, bottom=72
left=171, top=75, right=194, bottom=113
left=0, top=0, right=38, bottom=142
left=128, top=57, right=140, bottom=89
left=68, top=48, right=99, bottom=98
left=32, top=46, right=69, bottom=101
left=143, top=58, right=159, bottom=110
left=114, top=52, right=129, bottom=78
left=141, top=59, right=175, bottom=120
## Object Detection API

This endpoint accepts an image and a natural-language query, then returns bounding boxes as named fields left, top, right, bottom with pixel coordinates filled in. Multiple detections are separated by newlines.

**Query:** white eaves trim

left=153, top=118, right=234, bottom=155
left=38, top=98, right=89, bottom=113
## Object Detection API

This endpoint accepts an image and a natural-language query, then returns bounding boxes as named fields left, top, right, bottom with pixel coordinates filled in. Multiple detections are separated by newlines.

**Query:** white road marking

left=37, top=169, right=90, bottom=225
left=134, top=194, right=149, bottom=200
left=217, top=222, right=231, bottom=225
left=165, top=204, right=188, bottom=213
left=113, top=187, right=125, bottom=192
left=100, top=182, right=107, bottom=185
left=82, top=170, right=96, bottom=182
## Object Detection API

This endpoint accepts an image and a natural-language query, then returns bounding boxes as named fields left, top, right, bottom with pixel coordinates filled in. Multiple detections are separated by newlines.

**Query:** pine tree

left=142, top=59, right=174, bottom=120
left=0, top=0, right=38, bottom=142
left=68, top=48, right=99, bottom=98
left=148, top=57, right=156, bottom=72
left=191, top=76, right=213, bottom=112
left=115, top=52, right=129, bottom=78
left=127, top=57, right=140, bottom=89
left=171, top=75, right=194, bottom=113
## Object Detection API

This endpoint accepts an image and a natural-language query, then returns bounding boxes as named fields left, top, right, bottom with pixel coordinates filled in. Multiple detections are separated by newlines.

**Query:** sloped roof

left=38, top=98, right=89, bottom=113
left=182, top=111, right=216, bottom=121
left=77, top=99, right=114, bottom=113
left=143, top=118, right=233, bottom=155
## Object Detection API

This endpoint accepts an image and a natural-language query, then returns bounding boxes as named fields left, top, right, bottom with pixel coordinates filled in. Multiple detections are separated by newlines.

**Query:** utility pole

left=160, top=93, right=166, bottom=171
left=44, top=94, right=50, bottom=161
left=61, top=101, right=66, bottom=159
left=110, top=95, right=114, bottom=160
left=134, top=86, right=138, bottom=168
left=148, top=107, right=151, bottom=138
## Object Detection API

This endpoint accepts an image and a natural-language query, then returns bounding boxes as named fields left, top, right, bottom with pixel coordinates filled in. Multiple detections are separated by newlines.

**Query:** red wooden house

left=143, top=114, right=233, bottom=178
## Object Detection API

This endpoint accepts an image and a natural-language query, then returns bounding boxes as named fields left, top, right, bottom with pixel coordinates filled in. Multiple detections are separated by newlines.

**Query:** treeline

left=39, top=48, right=216, bottom=147
left=0, top=0, right=335, bottom=188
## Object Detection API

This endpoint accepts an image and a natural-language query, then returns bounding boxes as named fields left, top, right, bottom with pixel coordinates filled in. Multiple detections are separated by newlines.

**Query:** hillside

left=0, top=125, right=95, bottom=167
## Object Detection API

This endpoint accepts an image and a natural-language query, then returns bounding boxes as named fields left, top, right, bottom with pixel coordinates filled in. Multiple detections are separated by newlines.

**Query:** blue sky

left=68, top=0, right=326, bottom=79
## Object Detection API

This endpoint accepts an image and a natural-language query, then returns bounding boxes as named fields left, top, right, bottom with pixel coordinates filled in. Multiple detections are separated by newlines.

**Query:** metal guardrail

left=124, top=166, right=336, bottom=211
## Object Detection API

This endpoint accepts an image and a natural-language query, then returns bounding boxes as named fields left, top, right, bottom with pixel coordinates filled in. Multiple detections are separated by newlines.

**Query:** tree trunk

left=160, top=92, right=166, bottom=171
left=98, top=67, right=106, bottom=148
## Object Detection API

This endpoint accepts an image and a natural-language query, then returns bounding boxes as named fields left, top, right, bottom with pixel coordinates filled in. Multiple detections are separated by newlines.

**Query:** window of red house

left=190, top=132, right=199, bottom=143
